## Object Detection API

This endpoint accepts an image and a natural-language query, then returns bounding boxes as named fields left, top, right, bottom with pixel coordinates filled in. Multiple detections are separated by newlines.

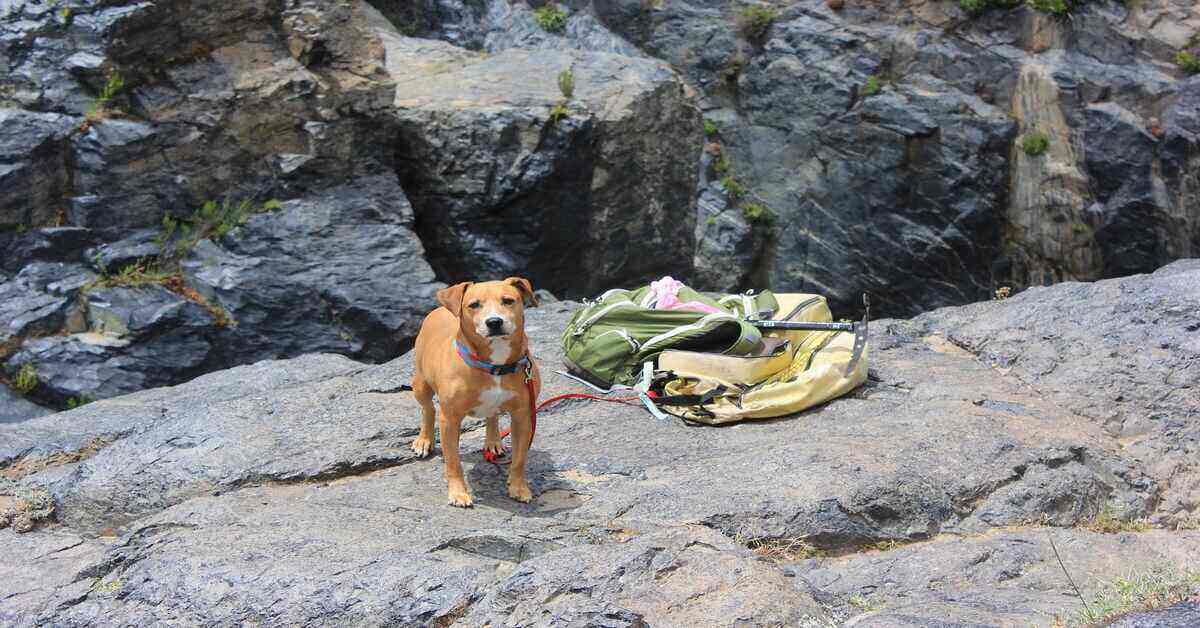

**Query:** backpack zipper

left=572, top=300, right=637, bottom=336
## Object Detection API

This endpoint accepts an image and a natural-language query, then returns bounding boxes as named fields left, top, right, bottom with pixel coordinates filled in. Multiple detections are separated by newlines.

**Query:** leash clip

left=523, top=360, right=534, bottom=384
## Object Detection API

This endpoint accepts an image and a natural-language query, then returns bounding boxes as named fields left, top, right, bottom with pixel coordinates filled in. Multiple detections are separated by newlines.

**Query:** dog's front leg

left=483, top=416, right=504, bottom=458
left=439, top=408, right=473, bottom=507
left=506, top=406, right=534, bottom=503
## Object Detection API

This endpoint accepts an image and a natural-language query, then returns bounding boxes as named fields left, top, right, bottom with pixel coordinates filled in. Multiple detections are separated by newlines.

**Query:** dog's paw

left=507, top=479, right=533, bottom=503
left=411, top=435, right=434, bottom=458
left=483, top=440, right=506, bottom=458
left=448, top=487, right=474, bottom=508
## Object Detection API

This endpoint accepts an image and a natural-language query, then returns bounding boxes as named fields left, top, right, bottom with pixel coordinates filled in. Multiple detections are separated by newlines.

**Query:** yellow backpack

left=655, top=293, right=868, bottom=424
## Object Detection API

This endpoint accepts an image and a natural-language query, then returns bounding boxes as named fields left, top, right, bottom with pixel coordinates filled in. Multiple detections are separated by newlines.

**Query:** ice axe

left=748, top=295, right=870, bottom=376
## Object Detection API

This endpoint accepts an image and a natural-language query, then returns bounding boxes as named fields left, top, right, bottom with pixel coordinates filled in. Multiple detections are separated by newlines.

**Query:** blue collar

left=455, top=339, right=529, bottom=376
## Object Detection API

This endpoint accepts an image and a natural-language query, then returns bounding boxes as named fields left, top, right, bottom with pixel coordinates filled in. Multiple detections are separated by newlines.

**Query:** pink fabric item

left=648, top=276, right=723, bottom=314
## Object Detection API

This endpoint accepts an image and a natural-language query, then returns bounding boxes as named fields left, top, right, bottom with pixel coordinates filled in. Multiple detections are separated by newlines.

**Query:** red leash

left=481, top=385, right=646, bottom=465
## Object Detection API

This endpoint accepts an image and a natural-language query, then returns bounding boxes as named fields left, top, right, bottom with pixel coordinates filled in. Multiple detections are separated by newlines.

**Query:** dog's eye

left=467, top=301, right=482, bottom=309
left=501, top=297, right=516, bottom=306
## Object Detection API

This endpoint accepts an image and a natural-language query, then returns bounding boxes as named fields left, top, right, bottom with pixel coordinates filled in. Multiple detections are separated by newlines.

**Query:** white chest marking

left=470, top=381, right=513, bottom=418
left=488, top=337, right=512, bottom=364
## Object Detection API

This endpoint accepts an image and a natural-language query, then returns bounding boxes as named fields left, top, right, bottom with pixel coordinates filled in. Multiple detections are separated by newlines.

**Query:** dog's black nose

left=485, top=317, right=505, bottom=333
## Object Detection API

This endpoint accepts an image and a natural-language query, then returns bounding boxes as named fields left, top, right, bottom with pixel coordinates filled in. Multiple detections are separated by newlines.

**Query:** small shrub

left=704, top=119, right=719, bottom=137
left=12, top=364, right=38, bottom=395
left=737, top=5, right=777, bottom=44
left=862, top=75, right=881, bottom=97
left=533, top=4, right=567, bottom=33
left=557, top=69, right=575, bottom=100
left=741, top=202, right=772, bottom=224
left=1176, top=51, right=1200, bottom=75
left=720, top=175, right=746, bottom=201
left=1022, top=131, right=1050, bottom=156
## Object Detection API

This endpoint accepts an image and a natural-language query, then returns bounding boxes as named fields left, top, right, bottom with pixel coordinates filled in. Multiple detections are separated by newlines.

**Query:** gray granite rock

left=0, top=264, right=1196, bottom=625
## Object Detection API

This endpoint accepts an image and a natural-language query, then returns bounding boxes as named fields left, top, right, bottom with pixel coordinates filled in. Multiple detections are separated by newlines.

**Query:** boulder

left=383, top=28, right=701, bottom=298
left=182, top=175, right=441, bottom=364
left=0, top=261, right=1196, bottom=625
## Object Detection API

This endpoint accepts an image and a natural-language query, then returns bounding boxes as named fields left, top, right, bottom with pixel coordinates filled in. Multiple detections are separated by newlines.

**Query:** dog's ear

left=505, top=277, right=538, bottom=308
left=437, top=282, right=472, bottom=317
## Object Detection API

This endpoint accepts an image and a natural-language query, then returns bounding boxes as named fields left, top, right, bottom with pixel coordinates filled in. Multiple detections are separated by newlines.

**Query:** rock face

left=0, top=0, right=700, bottom=406
left=576, top=0, right=1200, bottom=316
left=0, top=262, right=1196, bottom=626
left=3, top=0, right=1198, bottom=412
left=385, top=31, right=700, bottom=298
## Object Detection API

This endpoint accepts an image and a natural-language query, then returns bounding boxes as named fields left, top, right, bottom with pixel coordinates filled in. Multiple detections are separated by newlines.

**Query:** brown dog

left=410, top=278, right=541, bottom=507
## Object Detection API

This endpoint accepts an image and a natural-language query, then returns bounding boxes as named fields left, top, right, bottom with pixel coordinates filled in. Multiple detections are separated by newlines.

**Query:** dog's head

left=437, top=277, right=538, bottom=342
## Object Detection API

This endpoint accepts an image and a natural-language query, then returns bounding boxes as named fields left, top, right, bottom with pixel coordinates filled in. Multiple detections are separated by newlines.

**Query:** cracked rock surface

left=1, top=261, right=1197, bottom=626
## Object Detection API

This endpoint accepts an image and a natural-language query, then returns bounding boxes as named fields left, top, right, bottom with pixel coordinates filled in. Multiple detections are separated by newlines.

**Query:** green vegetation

left=1176, top=51, right=1200, bottom=75
left=85, top=258, right=174, bottom=291
left=712, top=153, right=731, bottom=176
left=557, top=68, right=575, bottom=99
left=1022, top=130, right=1050, bottom=156
left=704, top=119, right=719, bottom=137
left=1082, top=504, right=1152, bottom=534
left=1028, top=0, right=1070, bottom=14
left=737, top=5, right=777, bottom=44
left=720, top=175, right=746, bottom=201
left=533, top=4, right=567, bottom=33
left=741, top=202, right=772, bottom=224
left=66, top=395, right=94, bottom=410
left=547, top=101, right=570, bottom=126
left=706, top=215, right=717, bottom=226
left=1068, top=566, right=1200, bottom=626
left=958, top=0, right=1090, bottom=15
left=159, top=198, right=282, bottom=259
left=862, top=75, right=881, bottom=97
left=85, top=71, right=125, bottom=121
left=12, top=363, right=38, bottom=395
left=85, top=197, right=278, bottom=328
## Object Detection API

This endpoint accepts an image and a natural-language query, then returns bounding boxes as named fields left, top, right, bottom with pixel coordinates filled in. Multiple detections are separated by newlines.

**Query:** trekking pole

left=750, top=320, right=856, bottom=332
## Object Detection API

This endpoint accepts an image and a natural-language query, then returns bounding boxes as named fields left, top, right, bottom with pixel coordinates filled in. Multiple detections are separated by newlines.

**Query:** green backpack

left=560, top=285, right=779, bottom=388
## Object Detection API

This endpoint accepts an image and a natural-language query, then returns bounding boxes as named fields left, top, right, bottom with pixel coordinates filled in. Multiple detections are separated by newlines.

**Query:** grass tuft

left=1081, top=504, right=1152, bottom=534
left=12, top=363, right=38, bottom=395
left=1067, top=566, right=1200, bottom=626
